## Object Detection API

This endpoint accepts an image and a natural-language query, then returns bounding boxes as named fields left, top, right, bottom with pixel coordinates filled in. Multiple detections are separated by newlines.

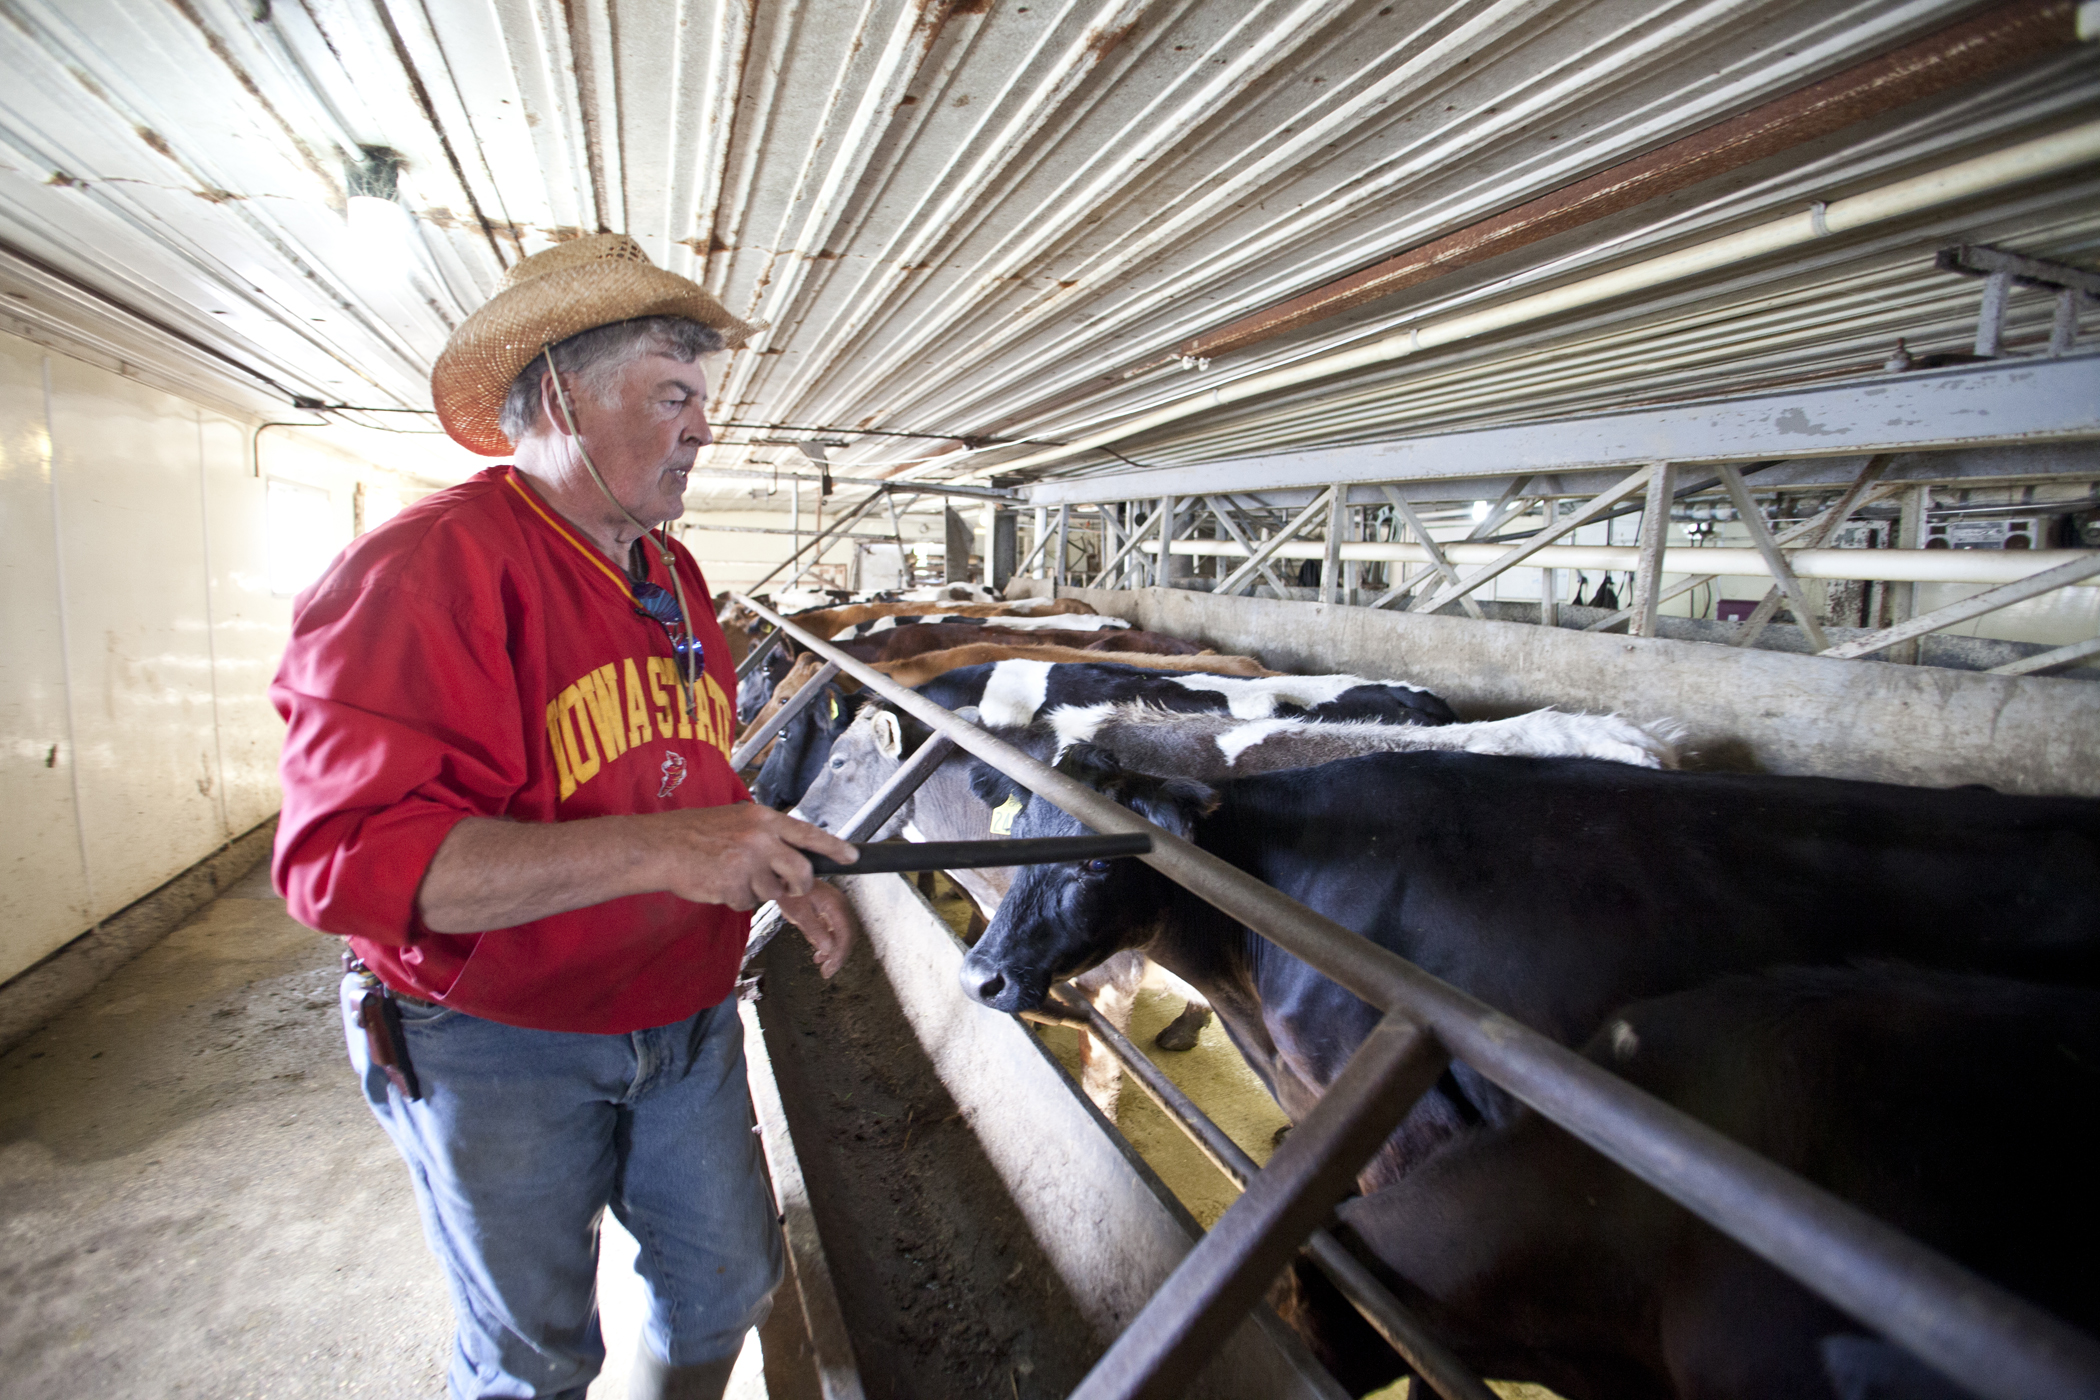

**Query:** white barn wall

left=0, top=330, right=405, bottom=986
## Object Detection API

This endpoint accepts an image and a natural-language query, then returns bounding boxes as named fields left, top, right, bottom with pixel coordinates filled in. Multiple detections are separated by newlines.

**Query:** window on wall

left=267, top=478, right=340, bottom=597
left=355, top=480, right=403, bottom=535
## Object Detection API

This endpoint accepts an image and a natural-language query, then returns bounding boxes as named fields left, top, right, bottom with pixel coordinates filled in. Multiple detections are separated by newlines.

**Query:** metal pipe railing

left=728, top=660, right=841, bottom=772
left=730, top=591, right=2100, bottom=1400
left=1043, top=988, right=1499, bottom=1400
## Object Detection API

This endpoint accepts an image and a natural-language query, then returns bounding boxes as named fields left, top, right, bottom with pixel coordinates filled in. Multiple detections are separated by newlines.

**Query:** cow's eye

left=1083, top=859, right=1112, bottom=874
left=831, top=757, right=845, bottom=769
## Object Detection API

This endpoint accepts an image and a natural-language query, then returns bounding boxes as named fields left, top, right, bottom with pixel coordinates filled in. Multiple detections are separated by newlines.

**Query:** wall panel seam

left=196, top=413, right=231, bottom=841
left=43, top=353, right=96, bottom=927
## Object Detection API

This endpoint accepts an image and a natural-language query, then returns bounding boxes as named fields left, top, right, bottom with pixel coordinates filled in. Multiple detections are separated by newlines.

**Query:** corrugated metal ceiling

left=0, top=0, right=2093, bottom=504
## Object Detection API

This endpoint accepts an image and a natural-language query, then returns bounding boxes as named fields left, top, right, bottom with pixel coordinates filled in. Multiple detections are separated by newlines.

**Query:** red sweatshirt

left=271, top=466, right=749, bottom=1033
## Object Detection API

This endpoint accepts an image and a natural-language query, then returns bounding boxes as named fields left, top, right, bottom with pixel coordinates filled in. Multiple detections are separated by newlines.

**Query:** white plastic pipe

left=1150, top=538, right=2100, bottom=587
left=990, top=120, right=2100, bottom=476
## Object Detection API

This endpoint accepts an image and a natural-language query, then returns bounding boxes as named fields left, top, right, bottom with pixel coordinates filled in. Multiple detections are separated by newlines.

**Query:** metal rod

left=1630, top=464, right=1676, bottom=638
left=1370, top=486, right=1483, bottom=618
left=1205, top=496, right=1293, bottom=599
left=1725, top=458, right=1891, bottom=647
left=1069, top=1012, right=1447, bottom=1400
left=1413, top=464, right=1655, bottom=614
left=1320, top=487, right=1344, bottom=606
left=748, top=488, right=891, bottom=594
left=1055, top=504, right=1071, bottom=588
left=806, top=832, right=1152, bottom=877
left=1987, top=634, right=2100, bottom=676
left=1582, top=478, right=1905, bottom=634
left=1050, top=989, right=1499, bottom=1400
left=736, top=624, right=784, bottom=682
left=1823, top=551, right=2100, bottom=659
left=1976, top=268, right=2013, bottom=357
left=728, top=660, right=841, bottom=771
left=1090, top=503, right=1156, bottom=589
left=731, top=591, right=2100, bottom=1400
left=742, top=733, right=960, bottom=968
left=1215, top=487, right=1334, bottom=597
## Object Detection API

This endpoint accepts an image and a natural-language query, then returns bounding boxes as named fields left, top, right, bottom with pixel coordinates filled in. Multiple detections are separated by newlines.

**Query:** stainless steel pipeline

left=728, top=591, right=2100, bottom=1400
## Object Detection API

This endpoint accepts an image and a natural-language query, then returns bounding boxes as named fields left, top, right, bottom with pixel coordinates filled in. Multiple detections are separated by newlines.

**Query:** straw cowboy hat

left=431, top=233, right=757, bottom=456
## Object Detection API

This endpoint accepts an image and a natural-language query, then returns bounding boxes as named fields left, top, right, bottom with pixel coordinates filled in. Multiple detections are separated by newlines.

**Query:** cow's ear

left=870, top=708, right=904, bottom=759
left=969, top=760, right=1026, bottom=808
left=1123, top=775, right=1219, bottom=837
left=1055, top=742, right=1124, bottom=784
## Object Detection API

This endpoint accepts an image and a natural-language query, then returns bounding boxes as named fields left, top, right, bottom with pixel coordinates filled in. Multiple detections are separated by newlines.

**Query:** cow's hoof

left=1152, top=1002, right=1212, bottom=1052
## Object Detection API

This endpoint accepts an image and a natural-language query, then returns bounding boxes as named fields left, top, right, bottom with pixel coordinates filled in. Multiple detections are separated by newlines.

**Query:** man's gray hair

left=499, top=316, right=726, bottom=445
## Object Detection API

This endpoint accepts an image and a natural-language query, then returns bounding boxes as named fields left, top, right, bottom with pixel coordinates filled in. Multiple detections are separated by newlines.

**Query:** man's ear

left=537, top=367, right=573, bottom=437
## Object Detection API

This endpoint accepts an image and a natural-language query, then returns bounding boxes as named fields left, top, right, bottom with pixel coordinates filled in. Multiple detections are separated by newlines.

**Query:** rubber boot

left=629, top=1343, right=738, bottom=1400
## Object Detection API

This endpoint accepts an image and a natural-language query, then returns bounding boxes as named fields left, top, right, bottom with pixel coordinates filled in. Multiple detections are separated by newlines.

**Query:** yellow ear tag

left=989, top=795, right=1023, bottom=836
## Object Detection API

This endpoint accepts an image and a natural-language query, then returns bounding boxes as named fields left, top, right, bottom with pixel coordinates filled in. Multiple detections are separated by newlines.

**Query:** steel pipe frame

left=730, top=589, right=2100, bottom=1400
left=1047, top=988, right=1499, bottom=1400
left=1369, top=486, right=1483, bottom=618
left=1580, top=478, right=1909, bottom=632
left=1215, top=487, right=1336, bottom=597
left=740, top=729, right=961, bottom=969
left=1988, top=633, right=2100, bottom=675
left=1629, top=465, right=1676, bottom=639
left=1071, top=1011, right=1449, bottom=1400
left=736, top=625, right=785, bottom=682
left=1113, top=530, right=2100, bottom=585
left=1721, top=456, right=1892, bottom=648
left=1717, top=462, right=1828, bottom=650
left=1413, top=464, right=1657, bottom=615
left=1204, top=496, right=1294, bottom=600
left=727, top=660, right=842, bottom=772
left=1821, top=550, right=2100, bottom=659
left=1014, top=357, right=2100, bottom=507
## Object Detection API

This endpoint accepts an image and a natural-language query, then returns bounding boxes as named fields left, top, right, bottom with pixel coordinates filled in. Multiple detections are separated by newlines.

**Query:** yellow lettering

left=580, top=663, right=627, bottom=761
left=704, top=674, right=734, bottom=758
left=546, top=699, right=576, bottom=801
left=558, top=685, right=602, bottom=787
left=644, top=658, right=676, bottom=739
left=623, top=658, right=655, bottom=749
left=687, top=668, right=715, bottom=751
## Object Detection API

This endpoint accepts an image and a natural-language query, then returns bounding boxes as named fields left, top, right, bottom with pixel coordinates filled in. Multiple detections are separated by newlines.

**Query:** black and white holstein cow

left=749, top=679, right=859, bottom=811
left=792, top=660, right=1462, bottom=1112
left=795, top=662, right=1675, bottom=1114
left=1280, top=964, right=2100, bottom=1400
left=963, top=747, right=2100, bottom=1180
left=959, top=747, right=2100, bottom=1395
left=829, top=611, right=1133, bottom=640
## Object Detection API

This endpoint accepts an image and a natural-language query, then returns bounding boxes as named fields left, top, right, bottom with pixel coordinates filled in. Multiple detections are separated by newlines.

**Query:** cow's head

left=959, top=743, right=1217, bottom=1013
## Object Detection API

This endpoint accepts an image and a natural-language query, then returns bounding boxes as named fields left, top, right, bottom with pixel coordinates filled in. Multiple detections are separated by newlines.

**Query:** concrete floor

left=0, top=861, right=764, bottom=1400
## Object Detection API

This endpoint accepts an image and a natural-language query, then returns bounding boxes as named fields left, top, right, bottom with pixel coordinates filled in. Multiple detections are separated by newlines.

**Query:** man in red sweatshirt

left=272, top=234, right=857, bottom=1400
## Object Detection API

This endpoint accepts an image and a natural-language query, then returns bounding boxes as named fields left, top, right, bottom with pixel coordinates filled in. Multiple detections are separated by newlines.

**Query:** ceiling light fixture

left=344, top=147, right=419, bottom=275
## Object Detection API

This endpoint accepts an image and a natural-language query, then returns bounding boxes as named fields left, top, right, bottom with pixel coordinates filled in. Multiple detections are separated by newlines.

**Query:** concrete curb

left=0, top=816, right=280, bottom=1057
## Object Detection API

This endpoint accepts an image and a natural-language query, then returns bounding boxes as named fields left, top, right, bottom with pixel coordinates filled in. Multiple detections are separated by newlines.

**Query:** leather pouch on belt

left=356, top=989, right=423, bottom=1101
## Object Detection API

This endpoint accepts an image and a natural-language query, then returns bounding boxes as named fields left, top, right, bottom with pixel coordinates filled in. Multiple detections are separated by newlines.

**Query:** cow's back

left=1192, top=752, right=2100, bottom=1086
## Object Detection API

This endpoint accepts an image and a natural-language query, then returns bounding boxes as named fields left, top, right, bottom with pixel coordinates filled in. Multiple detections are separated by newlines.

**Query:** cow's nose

left=964, top=965, right=1006, bottom=1005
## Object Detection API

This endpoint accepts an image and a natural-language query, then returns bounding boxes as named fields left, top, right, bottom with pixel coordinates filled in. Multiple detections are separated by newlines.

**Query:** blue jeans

left=343, top=976, right=784, bottom=1399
